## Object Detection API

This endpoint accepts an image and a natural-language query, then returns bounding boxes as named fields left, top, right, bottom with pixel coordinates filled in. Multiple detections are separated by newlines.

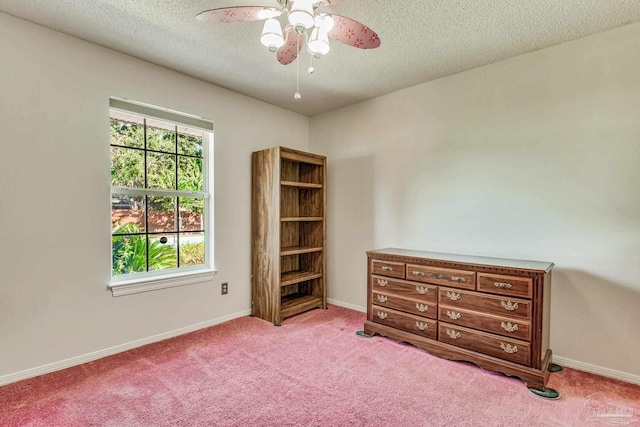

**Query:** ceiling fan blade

left=327, top=14, right=381, bottom=49
left=196, top=6, right=281, bottom=23
left=316, top=0, right=347, bottom=5
left=277, top=25, right=304, bottom=65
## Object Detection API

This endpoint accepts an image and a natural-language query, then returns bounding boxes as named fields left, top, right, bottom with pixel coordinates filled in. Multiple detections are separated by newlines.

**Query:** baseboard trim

left=0, top=309, right=252, bottom=387
left=327, top=298, right=366, bottom=313
left=552, top=356, right=640, bottom=385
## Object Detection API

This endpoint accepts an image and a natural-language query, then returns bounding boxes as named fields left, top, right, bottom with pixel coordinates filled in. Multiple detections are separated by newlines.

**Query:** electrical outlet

left=221, top=282, right=228, bottom=295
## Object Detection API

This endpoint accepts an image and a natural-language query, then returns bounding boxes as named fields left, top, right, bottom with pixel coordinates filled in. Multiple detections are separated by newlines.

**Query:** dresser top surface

left=367, top=248, right=554, bottom=273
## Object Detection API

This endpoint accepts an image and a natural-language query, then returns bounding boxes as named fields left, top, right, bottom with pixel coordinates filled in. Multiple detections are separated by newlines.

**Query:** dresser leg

left=528, top=387, right=561, bottom=400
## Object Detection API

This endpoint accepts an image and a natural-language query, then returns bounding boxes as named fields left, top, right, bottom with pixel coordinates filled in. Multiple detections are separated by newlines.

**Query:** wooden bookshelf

left=252, top=147, right=327, bottom=325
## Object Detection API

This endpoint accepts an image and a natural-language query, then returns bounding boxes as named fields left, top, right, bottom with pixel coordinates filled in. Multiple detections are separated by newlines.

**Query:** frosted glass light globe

left=288, top=0, right=315, bottom=31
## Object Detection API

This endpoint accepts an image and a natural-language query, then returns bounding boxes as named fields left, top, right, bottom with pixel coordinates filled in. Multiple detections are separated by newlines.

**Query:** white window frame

left=108, top=98, right=216, bottom=296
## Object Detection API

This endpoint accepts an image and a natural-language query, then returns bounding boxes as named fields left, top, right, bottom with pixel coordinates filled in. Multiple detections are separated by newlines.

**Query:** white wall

left=311, top=23, right=640, bottom=380
left=0, top=12, right=309, bottom=381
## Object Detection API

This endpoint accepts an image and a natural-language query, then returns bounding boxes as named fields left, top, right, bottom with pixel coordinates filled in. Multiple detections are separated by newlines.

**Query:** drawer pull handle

left=500, top=343, right=518, bottom=354
left=501, top=321, right=519, bottom=333
left=416, top=303, right=429, bottom=313
left=381, top=266, right=393, bottom=271
left=376, top=295, right=388, bottom=303
left=411, top=270, right=426, bottom=277
left=494, top=282, right=513, bottom=289
left=446, top=329, right=461, bottom=339
left=446, top=310, right=461, bottom=320
left=377, top=311, right=388, bottom=320
left=416, top=286, right=429, bottom=295
left=501, top=300, right=519, bottom=311
left=451, top=276, right=466, bottom=283
left=377, top=279, right=388, bottom=287
left=415, top=321, right=428, bottom=331
left=446, top=291, right=461, bottom=301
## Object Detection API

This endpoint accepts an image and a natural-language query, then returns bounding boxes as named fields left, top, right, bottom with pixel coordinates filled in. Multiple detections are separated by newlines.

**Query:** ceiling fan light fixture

left=261, top=18, right=285, bottom=51
left=314, top=13, right=334, bottom=31
left=288, top=0, right=315, bottom=32
left=307, top=27, right=330, bottom=56
left=257, top=8, right=281, bottom=20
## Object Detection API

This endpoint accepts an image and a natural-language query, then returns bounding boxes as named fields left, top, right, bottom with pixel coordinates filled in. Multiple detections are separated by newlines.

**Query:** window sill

left=108, top=268, right=217, bottom=297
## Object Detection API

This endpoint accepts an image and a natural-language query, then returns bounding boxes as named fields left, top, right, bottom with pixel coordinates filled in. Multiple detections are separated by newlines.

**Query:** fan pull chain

left=294, top=33, right=301, bottom=100
left=308, top=52, right=315, bottom=74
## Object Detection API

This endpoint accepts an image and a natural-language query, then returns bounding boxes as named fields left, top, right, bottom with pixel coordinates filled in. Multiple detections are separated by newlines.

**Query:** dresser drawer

left=373, top=291, right=437, bottom=319
left=406, top=264, right=475, bottom=290
left=371, top=275, right=437, bottom=303
left=371, top=305, right=437, bottom=339
left=438, top=305, right=531, bottom=341
left=439, top=287, right=531, bottom=320
left=477, top=273, right=533, bottom=299
left=438, top=322, right=531, bottom=366
left=372, top=260, right=405, bottom=279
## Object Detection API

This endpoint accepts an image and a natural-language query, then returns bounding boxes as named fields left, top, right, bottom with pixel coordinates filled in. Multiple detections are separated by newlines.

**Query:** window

left=108, top=98, right=215, bottom=296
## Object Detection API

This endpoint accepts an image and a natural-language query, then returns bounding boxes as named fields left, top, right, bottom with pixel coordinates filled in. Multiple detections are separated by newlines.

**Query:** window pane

left=109, top=103, right=211, bottom=279
left=147, top=152, right=176, bottom=190
left=148, top=196, right=176, bottom=232
left=180, top=233, right=205, bottom=266
left=178, top=127, right=203, bottom=157
left=179, top=197, right=205, bottom=231
left=110, top=114, right=144, bottom=148
left=147, top=118, right=176, bottom=153
left=111, top=146, right=144, bottom=188
left=149, top=234, right=177, bottom=271
left=112, top=234, right=147, bottom=275
left=112, top=195, right=145, bottom=233
left=178, top=156, right=204, bottom=192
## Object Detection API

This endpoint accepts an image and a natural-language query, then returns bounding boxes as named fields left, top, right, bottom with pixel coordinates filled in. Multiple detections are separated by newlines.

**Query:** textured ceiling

left=1, top=0, right=640, bottom=116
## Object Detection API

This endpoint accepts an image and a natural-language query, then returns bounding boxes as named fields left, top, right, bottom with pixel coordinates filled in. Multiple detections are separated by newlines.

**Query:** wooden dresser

left=364, top=248, right=554, bottom=391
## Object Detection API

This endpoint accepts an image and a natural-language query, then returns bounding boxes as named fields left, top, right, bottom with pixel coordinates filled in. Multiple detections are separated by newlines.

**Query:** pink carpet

left=1, top=305, right=639, bottom=426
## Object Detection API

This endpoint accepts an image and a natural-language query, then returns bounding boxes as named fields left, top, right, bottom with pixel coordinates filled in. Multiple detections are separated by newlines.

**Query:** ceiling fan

left=196, top=0, right=381, bottom=99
